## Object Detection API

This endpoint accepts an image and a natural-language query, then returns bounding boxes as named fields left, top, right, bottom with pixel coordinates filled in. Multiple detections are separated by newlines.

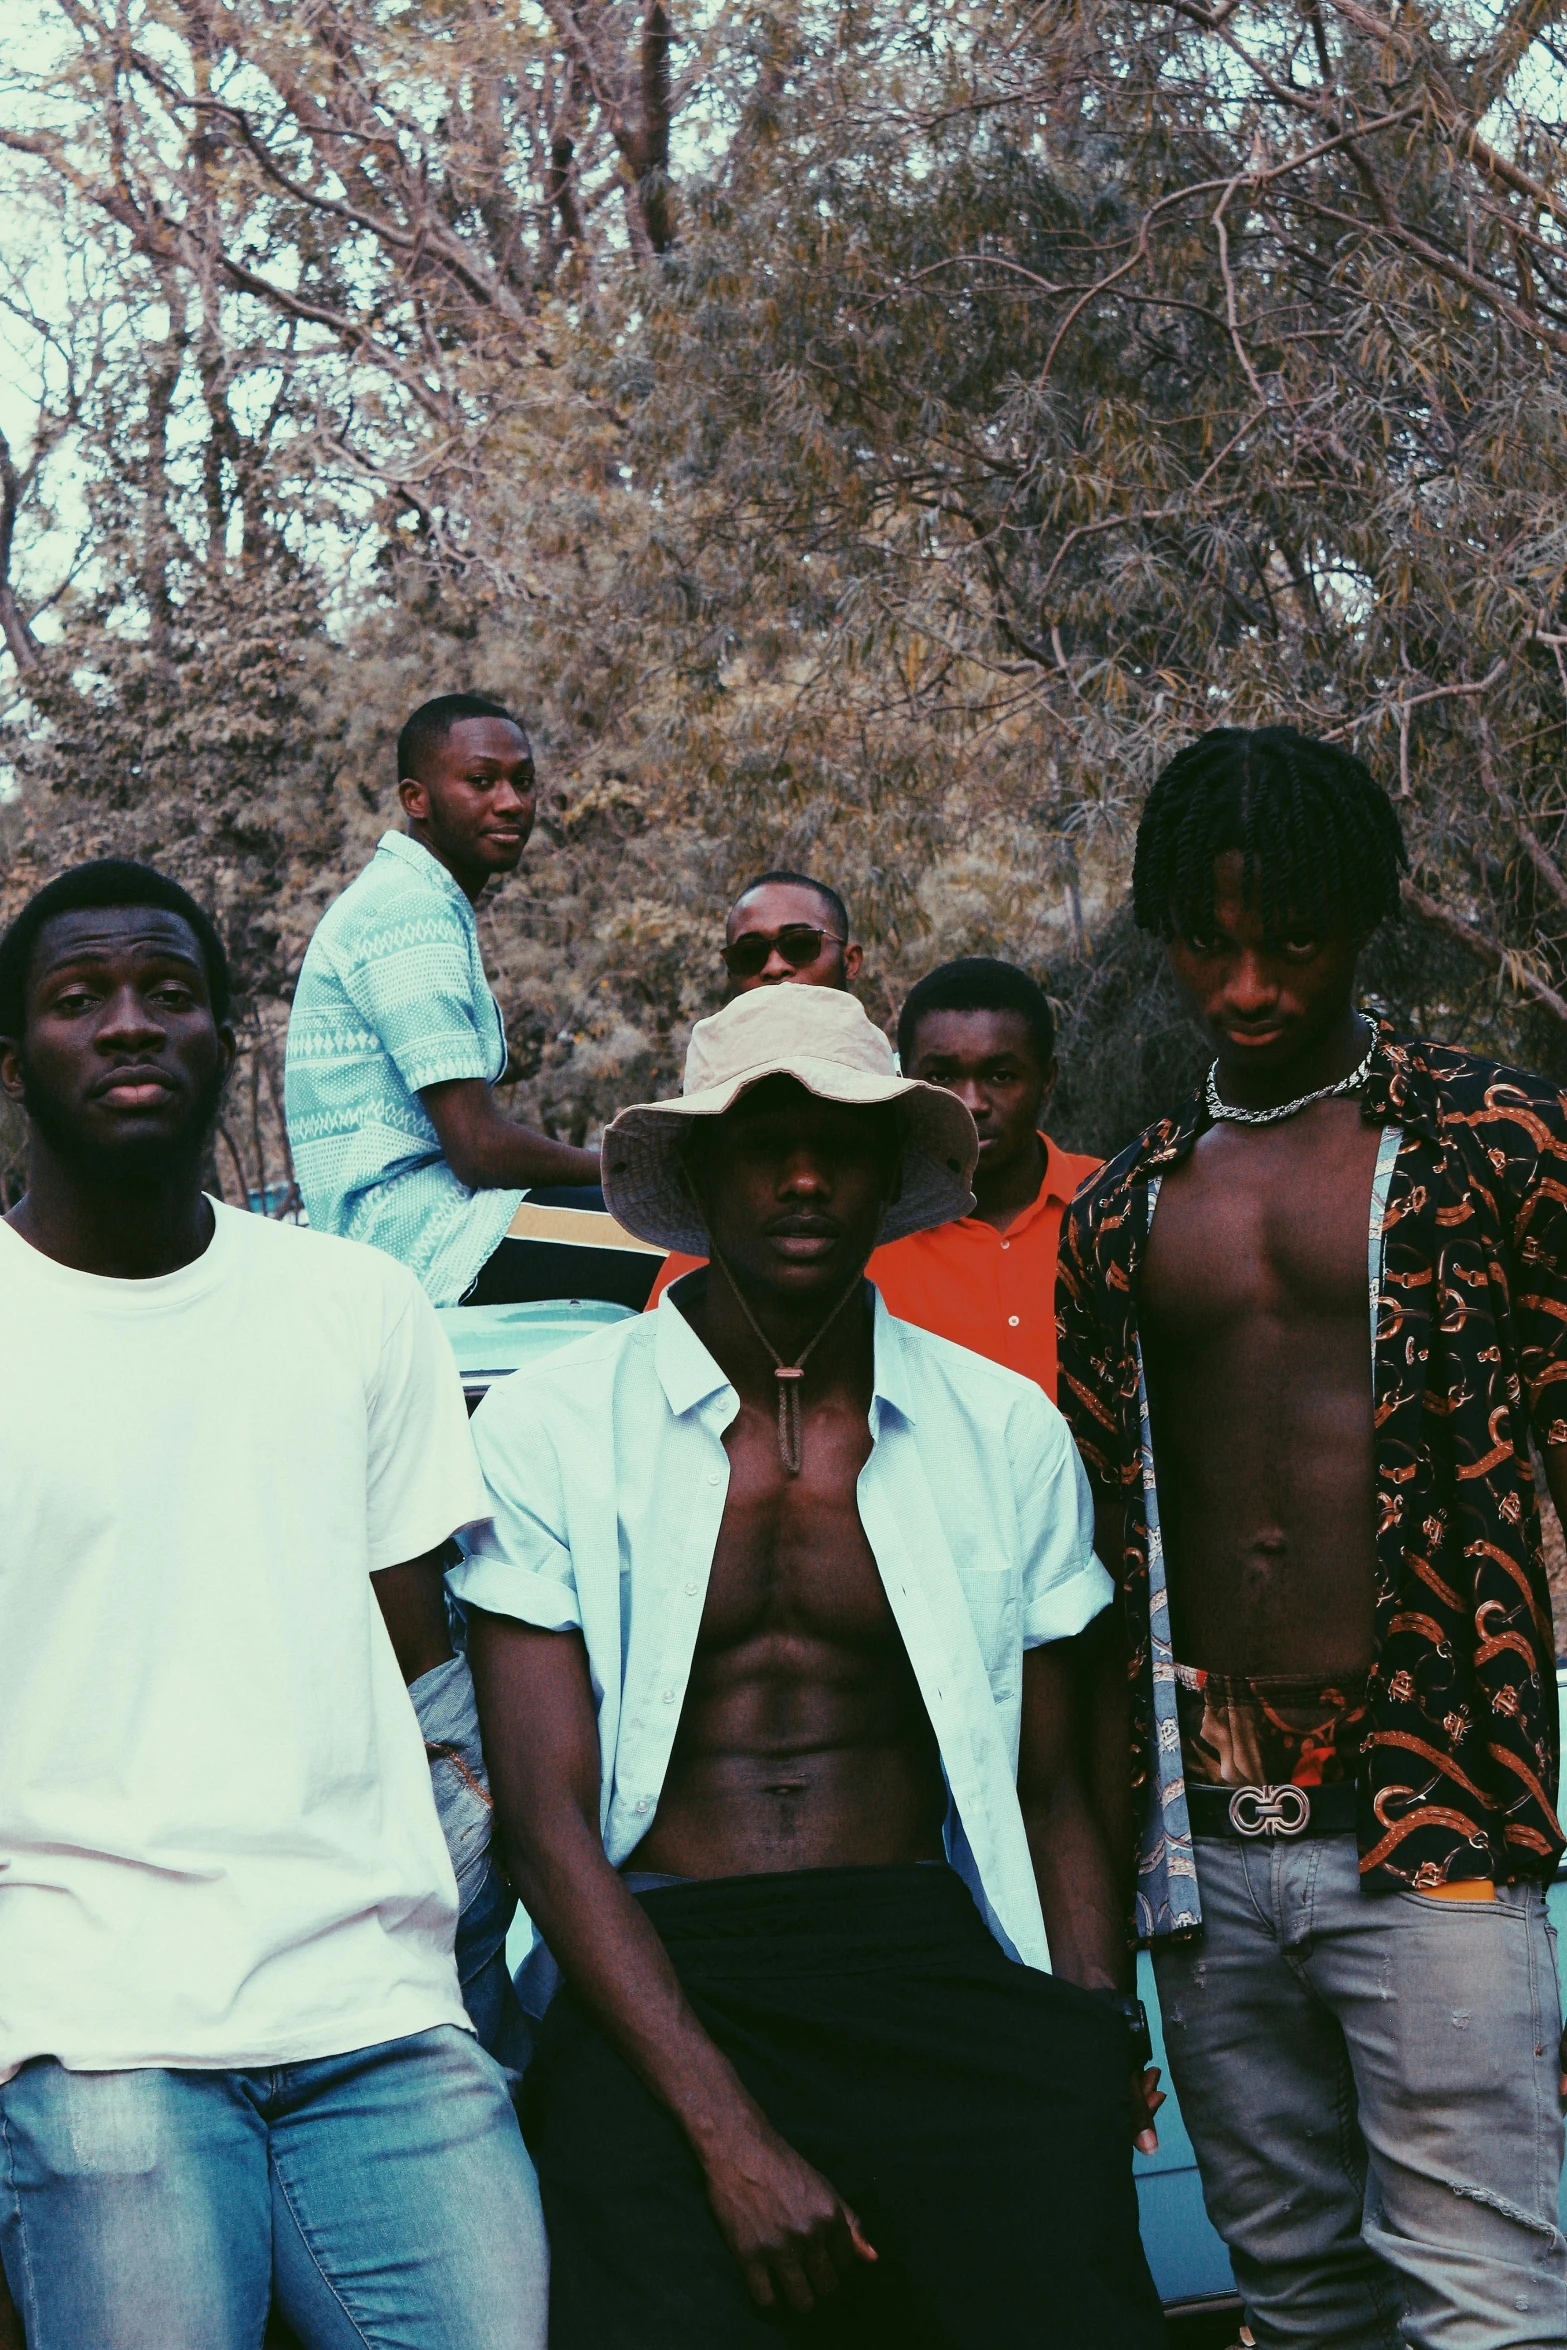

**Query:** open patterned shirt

left=1056, top=1021, right=1566, bottom=1937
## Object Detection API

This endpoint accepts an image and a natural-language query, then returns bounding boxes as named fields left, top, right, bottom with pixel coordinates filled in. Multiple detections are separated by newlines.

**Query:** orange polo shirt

left=642, top=1135, right=1101, bottom=1402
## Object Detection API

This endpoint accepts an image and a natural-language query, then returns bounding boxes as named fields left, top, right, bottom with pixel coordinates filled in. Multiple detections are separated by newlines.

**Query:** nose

left=946, top=1076, right=989, bottom=1119
left=777, top=1148, right=832, bottom=1197
left=492, top=777, right=528, bottom=816
left=1222, top=948, right=1279, bottom=1020
left=96, top=985, right=167, bottom=1052
left=760, top=944, right=795, bottom=982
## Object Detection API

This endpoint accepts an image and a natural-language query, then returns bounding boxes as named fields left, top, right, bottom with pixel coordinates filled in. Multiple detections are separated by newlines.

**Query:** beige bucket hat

left=602, top=986, right=978, bottom=1256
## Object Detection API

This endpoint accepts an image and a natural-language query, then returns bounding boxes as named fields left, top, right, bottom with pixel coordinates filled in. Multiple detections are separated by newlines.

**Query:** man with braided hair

left=1058, top=725, right=1567, bottom=2349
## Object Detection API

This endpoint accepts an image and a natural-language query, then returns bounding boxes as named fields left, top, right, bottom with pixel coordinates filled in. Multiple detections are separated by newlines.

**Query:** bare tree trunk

left=0, top=427, right=39, bottom=674
left=143, top=276, right=190, bottom=665
left=638, top=2, right=675, bottom=253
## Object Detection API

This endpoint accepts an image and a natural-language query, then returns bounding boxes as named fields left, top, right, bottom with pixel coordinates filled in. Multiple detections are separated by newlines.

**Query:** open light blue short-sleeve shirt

left=284, top=832, right=522, bottom=1302
left=451, top=1288, right=1114, bottom=1974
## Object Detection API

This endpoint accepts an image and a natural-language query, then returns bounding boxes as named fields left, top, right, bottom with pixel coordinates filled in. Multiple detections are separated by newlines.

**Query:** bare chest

left=702, top=1396, right=896, bottom=1654
left=1141, top=1102, right=1382, bottom=1339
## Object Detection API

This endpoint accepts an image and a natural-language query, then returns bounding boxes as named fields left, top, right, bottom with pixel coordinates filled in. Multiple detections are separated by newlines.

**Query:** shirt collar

left=651, top=1279, right=918, bottom=1427
left=374, top=829, right=474, bottom=917
left=931, top=1136, right=1083, bottom=1242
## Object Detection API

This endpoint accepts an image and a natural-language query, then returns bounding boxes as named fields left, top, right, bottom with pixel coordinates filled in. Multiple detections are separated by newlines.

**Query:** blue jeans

left=1153, top=1835, right=1566, bottom=2350
left=0, top=2025, right=547, bottom=2350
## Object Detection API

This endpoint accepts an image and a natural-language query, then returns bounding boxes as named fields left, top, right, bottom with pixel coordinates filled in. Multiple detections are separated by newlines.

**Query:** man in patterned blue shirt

left=286, top=693, right=657, bottom=1307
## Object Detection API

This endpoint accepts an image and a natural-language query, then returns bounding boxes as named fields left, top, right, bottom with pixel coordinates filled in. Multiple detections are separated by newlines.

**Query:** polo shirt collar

left=947, top=1134, right=1069, bottom=1240
left=651, top=1277, right=917, bottom=1426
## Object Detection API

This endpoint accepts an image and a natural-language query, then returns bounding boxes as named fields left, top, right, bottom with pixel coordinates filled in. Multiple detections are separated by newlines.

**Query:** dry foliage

left=7, top=2, right=1567, bottom=1208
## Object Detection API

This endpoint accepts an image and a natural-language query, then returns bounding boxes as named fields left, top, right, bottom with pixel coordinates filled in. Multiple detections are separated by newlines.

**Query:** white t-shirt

left=0, top=1202, right=488, bottom=2080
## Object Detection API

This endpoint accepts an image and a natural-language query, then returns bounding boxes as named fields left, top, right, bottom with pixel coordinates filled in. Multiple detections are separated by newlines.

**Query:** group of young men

left=1, top=695, right=1564, bottom=2350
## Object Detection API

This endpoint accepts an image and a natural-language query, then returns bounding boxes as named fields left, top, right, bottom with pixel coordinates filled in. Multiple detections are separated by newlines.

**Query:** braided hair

left=1131, top=727, right=1407, bottom=942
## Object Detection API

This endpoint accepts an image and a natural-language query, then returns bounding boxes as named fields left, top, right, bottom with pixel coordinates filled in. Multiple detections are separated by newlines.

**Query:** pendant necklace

left=1206, top=1025, right=1376, bottom=1128
left=710, top=1252, right=865, bottom=1475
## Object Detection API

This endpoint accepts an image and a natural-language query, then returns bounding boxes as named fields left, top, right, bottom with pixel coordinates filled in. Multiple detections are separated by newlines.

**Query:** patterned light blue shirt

left=285, top=832, right=522, bottom=1303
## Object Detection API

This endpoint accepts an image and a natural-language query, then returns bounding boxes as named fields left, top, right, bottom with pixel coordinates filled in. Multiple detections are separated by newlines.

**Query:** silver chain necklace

left=1206, top=1029, right=1376, bottom=1128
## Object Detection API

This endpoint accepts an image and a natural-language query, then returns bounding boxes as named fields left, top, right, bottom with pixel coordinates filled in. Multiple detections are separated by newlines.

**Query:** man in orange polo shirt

left=870, top=958, right=1098, bottom=1400
left=649, top=953, right=1097, bottom=1401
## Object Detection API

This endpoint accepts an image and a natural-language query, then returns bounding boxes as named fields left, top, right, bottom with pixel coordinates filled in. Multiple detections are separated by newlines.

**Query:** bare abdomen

left=631, top=1636, right=947, bottom=1880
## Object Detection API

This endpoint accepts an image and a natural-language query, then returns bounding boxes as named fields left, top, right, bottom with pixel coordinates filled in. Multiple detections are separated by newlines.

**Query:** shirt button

left=635, top=1798, right=651, bottom=1814
left=685, top=1581, right=699, bottom=1597
left=707, top=1471, right=721, bottom=1486
left=1000, top=1239, right=1010, bottom=1251
left=1008, top=1314, right=1020, bottom=1327
left=662, top=1689, right=677, bottom=1704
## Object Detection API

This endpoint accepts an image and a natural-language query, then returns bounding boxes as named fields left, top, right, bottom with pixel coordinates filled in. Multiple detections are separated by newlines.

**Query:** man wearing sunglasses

left=647, top=873, right=866, bottom=1298
left=720, top=872, right=864, bottom=999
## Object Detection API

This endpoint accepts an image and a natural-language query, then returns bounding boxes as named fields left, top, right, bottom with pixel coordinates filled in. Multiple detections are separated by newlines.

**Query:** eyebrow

left=34, top=939, right=206, bottom=980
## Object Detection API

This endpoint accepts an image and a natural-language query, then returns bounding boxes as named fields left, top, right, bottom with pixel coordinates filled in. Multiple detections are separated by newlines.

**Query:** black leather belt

left=1187, top=1780, right=1358, bottom=1840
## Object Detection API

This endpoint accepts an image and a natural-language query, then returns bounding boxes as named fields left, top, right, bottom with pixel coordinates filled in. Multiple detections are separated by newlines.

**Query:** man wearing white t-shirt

left=0, top=860, right=547, bottom=2350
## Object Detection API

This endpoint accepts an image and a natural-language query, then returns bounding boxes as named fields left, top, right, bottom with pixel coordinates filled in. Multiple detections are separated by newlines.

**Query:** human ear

left=0, top=1035, right=23, bottom=1106
left=398, top=775, right=429, bottom=822
left=842, top=939, right=864, bottom=985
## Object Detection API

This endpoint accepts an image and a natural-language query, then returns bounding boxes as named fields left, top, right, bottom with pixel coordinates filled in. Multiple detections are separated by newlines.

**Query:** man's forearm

left=503, top=1806, right=764, bottom=2156
left=419, top=1077, right=599, bottom=1189
left=1017, top=1632, right=1134, bottom=1991
left=1022, top=1782, right=1132, bottom=1992
left=455, top=1120, right=600, bottom=1189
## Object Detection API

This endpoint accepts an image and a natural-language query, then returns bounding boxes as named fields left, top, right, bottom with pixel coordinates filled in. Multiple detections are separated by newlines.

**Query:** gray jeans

left=1152, top=1835, right=1566, bottom=2350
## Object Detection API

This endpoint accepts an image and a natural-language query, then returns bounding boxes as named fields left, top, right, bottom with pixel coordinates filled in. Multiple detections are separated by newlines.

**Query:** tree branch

left=1400, top=879, right=1567, bottom=1024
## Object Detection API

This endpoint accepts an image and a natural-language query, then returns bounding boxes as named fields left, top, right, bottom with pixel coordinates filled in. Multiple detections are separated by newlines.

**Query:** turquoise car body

left=440, top=1300, right=1567, bottom=2315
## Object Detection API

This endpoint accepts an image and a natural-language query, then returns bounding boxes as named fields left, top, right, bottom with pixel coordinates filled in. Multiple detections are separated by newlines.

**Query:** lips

left=92, top=1067, right=176, bottom=1107
left=766, top=1218, right=841, bottom=1256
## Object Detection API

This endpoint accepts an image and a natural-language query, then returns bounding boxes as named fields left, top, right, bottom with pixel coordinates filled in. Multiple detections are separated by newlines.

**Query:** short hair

left=396, top=693, right=523, bottom=782
left=731, top=869, right=851, bottom=939
left=1132, top=726, right=1407, bottom=942
left=898, top=956, right=1056, bottom=1070
left=0, top=860, right=232, bottom=1037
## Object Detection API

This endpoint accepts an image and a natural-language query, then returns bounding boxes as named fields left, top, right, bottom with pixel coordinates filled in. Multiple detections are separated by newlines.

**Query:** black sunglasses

left=721, top=923, right=846, bottom=980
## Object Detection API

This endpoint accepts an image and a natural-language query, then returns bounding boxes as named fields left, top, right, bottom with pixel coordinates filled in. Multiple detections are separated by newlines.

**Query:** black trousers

left=525, top=1865, right=1166, bottom=2350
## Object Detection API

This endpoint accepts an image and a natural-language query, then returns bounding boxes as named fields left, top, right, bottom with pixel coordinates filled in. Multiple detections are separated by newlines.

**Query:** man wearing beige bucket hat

left=452, top=985, right=1164, bottom=2350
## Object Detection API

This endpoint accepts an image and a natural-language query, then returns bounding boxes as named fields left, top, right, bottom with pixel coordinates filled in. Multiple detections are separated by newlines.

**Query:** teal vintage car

left=441, top=1300, right=1567, bottom=2339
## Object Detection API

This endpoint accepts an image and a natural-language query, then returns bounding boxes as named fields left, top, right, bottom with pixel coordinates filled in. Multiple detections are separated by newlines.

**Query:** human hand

left=701, top=2108, right=877, bottom=2313
left=1132, top=2062, right=1165, bottom=2155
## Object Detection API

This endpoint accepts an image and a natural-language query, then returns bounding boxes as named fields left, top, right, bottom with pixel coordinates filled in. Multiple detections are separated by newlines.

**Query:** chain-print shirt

left=1056, top=1021, right=1566, bottom=1936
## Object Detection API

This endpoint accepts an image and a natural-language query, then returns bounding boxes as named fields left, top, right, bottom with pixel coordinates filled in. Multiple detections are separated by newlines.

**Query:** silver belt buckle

left=1228, top=1783, right=1311, bottom=1838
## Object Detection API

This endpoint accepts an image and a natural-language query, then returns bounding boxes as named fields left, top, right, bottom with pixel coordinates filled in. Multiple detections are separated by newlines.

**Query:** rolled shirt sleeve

left=1006, top=1385, right=1113, bottom=1646
left=448, top=1386, right=583, bottom=1632
left=345, top=902, right=499, bottom=1095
